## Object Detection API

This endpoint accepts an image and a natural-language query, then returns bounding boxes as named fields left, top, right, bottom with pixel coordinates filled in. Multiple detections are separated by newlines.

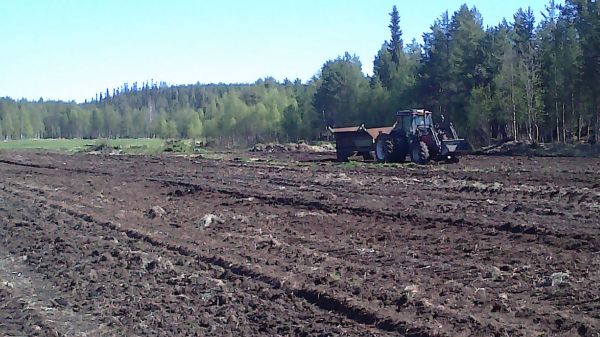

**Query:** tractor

left=329, top=109, right=469, bottom=164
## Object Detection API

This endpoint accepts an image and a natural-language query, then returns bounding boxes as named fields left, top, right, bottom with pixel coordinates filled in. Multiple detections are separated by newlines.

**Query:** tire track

left=149, top=177, right=600, bottom=253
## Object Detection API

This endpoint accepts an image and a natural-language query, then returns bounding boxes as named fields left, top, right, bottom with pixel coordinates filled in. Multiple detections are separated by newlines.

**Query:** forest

left=0, top=0, right=598, bottom=147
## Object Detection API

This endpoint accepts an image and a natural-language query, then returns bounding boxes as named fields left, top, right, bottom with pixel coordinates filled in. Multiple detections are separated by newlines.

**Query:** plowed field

left=0, top=151, right=599, bottom=336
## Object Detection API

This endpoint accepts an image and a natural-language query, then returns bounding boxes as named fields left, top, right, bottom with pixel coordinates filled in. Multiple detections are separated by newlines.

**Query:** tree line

left=0, top=0, right=598, bottom=147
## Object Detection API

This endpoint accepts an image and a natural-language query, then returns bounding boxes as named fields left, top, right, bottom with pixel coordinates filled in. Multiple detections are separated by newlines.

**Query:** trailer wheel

left=336, top=151, right=350, bottom=162
left=375, top=135, right=394, bottom=163
left=410, top=141, right=430, bottom=164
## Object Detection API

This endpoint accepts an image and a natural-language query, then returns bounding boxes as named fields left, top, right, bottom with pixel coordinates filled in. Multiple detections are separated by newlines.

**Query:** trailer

left=327, top=125, right=393, bottom=162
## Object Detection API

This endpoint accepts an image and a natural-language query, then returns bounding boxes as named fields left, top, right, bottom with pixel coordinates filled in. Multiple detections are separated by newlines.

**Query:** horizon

left=1, top=0, right=559, bottom=103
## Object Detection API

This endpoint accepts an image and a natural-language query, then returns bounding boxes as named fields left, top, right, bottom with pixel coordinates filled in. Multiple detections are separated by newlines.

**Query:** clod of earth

left=484, top=266, right=504, bottom=281
left=232, top=214, right=249, bottom=223
left=396, top=284, right=419, bottom=307
left=146, top=206, right=166, bottom=219
left=537, top=271, right=571, bottom=287
left=473, top=287, right=488, bottom=304
left=328, top=271, right=342, bottom=282
left=50, top=297, right=69, bottom=307
left=200, top=214, right=224, bottom=228
left=294, top=211, right=322, bottom=218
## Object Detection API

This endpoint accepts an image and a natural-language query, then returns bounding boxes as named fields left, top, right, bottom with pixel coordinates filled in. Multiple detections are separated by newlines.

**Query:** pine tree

left=420, top=12, right=451, bottom=116
left=539, top=1, right=562, bottom=141
left=567, top=0, right=600, bottom=143
left=447, top=5, right=486, bottom=128
left=388, top=5, right=403, bottom=64
left=514, top=7, right=544, bottom=141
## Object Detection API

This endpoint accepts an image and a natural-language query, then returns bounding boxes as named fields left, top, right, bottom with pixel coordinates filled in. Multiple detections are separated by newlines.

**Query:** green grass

left=337, top=161, right=364, bottom=169
left=336, top=160, right=424, bottom=170
left=0, top=138, right=87, bottom=151
left=0, top=138, right=165, bottom=154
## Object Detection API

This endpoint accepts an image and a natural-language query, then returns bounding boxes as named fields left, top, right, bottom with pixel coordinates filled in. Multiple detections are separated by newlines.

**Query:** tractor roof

left=396, top=109, right=432, bottom=116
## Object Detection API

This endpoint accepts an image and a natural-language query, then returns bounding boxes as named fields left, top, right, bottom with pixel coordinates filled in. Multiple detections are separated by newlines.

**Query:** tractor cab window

left=413, top=114, right=432, bottom=128
left=399, top=115, right=412, bottom=129
left=412, top=114, right=433, bottom=131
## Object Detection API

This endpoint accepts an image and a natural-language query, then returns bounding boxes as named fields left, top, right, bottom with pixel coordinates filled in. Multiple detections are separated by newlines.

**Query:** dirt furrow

left=0, top=181, right=436, bottom=336
left=5, top=173, right=596, bottom=337
left=150, top=177, right=600, bottom=253
left=1, top=151, right=599, bottom=336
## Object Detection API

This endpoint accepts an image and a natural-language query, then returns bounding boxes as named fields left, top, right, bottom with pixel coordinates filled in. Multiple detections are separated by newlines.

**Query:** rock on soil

left=200, top=214, right=224, bottom=228
left=146, top=206, right=166, bottom=219
left=537, top=271, right=571, bottom=287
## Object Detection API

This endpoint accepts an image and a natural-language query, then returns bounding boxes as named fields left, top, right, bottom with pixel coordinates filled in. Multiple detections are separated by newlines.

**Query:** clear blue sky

left=1, top=0, right=558, bottom=102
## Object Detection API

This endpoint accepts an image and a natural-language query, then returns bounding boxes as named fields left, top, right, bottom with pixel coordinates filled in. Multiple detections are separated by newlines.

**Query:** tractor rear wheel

left=410, top=141, right=430, bottom=164
left=393, top=136, right=409, bottom=163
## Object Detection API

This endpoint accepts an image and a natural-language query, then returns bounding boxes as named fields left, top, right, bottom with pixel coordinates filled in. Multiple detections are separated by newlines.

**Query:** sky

left=0, top=0, right=559, bottom=102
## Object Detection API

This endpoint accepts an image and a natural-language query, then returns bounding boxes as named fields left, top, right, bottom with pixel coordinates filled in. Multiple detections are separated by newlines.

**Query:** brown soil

left=0, top=151, right=599, bottom=336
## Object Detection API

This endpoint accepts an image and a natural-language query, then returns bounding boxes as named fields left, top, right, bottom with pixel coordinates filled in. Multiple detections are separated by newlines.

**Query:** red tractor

left=330, top=109, right=468, bottom=164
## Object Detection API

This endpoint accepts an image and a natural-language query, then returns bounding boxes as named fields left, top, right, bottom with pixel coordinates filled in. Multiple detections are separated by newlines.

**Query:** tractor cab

left=394, top=109, right=458, bottom=142
left=387, top=109, right=467, bottom=163
left=394, top=109, right=433, bottom=133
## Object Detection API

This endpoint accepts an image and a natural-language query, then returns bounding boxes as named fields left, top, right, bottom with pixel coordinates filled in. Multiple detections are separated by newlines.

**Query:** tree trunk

left=555, top=99, right=560, bottom=143
left=525, top=63, right=534, bottom=142
left=595, top=92, right=600, bottom=145
left=587, top=123, right=591, bottom=140
left=554, top=60, right=560, bottom=142
left=527, top=106, right=533, bottom=142
left=576, top=97, right=582, bottom=142
left=562, top=103, right=566, bottom=143
left=510, top=63, right=517, bottom=141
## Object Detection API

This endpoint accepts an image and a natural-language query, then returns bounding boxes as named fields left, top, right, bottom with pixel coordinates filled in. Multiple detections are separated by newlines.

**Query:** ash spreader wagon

left=329, top=109, right=469, bottom=164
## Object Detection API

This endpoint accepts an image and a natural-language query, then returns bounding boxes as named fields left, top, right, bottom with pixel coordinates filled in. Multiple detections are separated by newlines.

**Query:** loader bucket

left=441, top=139, right=471, bottom=155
